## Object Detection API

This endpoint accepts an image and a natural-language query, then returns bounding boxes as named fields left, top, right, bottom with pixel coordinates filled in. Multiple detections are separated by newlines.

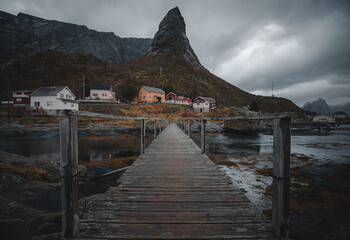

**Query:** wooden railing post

left=188, top=120, right=191, bottom=137
left=60, top=110, right=79, bottom=238
left=272, top=118, right=291, bottom=238
left=201, top=119, right=206, bottom=153
left=154, top=119, right=157, bottom=139
left=141, top=119, right=145, bottom=154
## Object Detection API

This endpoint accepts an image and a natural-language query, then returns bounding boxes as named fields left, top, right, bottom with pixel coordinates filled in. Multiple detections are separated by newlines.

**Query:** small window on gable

left=60, top=94, right=64, bottom=98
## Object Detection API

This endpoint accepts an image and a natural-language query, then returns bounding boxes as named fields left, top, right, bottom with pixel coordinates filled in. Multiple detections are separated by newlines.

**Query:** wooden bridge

left=76, top=123, right=272, bottom=239
left=59, top=111, right=292, bottom=239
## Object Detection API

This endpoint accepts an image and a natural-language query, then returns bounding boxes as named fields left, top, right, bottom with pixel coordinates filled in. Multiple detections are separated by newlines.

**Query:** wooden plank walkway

left=77, top=123, right=273, bottom=239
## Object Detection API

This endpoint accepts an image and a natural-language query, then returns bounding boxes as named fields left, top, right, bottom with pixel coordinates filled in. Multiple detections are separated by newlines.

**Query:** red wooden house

left=165, top=92, right=192, bottom=105
left=10, top=90, right=32, bottom=106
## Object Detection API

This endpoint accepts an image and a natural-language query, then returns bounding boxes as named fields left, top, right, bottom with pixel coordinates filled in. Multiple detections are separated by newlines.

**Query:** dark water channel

left=0, top=131, right=152, bottom=163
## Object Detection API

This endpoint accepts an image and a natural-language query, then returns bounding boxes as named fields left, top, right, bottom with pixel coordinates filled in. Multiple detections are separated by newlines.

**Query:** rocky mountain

left=121, top=7, right=302, bottom=112
left=0, top=7, right=302, bottom=113
left=0, top=10, right=152, bottom=63
left=151, top=7, right=202, bottom=70
left=302, top=98, right=333, bottom=114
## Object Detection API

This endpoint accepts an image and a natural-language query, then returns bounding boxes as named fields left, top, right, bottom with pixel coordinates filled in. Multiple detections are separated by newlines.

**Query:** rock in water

left=151, top=7, right=202, bottom=69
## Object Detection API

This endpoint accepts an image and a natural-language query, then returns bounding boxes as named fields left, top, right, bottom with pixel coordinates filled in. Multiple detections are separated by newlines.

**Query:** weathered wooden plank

left=88, top=201, right=257, bottom=212
left=88, top=193, right=249, bottom=202
left=78, top=223, right=272, bottom=239
left=80, top=211, right=266, bottom=224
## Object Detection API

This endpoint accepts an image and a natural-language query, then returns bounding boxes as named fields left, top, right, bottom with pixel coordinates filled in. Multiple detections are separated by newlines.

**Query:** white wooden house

left=30, top=86, right=78, bottom=115
left=89, top=84, right=116, bottom=101
left=312, top=115, right=335, bottom=124
left=193, top=100, right=210, bottom=113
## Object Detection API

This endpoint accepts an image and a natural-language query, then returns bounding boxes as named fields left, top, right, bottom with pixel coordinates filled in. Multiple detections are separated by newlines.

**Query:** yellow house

left=139, top=86, right=166, bottom=103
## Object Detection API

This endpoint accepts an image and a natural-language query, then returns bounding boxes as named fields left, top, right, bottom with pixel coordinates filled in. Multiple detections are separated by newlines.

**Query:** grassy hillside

left=0, top=51, right=303, bottom=114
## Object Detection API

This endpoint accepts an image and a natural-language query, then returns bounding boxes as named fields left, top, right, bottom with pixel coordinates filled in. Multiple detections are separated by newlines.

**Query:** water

left=194, top=125, right=350, bottom=164
left=0, top=132, right=148, bottom=163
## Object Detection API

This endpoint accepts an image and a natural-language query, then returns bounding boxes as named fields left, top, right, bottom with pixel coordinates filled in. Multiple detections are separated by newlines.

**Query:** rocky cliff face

left=151, top=7, right=202, bottom=69
left=302, top=98, right=333, bottom=114
left=0, top=11, right=152, bottom=63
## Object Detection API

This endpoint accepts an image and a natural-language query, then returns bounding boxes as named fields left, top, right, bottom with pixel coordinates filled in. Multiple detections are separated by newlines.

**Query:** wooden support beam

left=154, top=119, right=157, bottom=139
left=201, top=119, right=206, bottom=153
left=272, top=118, right=291, bottom=238
left=141, top=119, right=145, bottom=154
left=60, top=110, right=79, bottom=238
left=188, top=120, right=191, bottom=137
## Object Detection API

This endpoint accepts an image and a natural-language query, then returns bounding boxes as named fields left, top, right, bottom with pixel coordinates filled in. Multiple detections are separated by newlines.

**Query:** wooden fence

left=59, top=110, right=168, bottom=238
left=177, top=113, right=293, bottom=239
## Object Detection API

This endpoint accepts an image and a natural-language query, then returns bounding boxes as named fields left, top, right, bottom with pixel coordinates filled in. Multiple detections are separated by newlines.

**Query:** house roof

left=10, top=90, right=32, bottom=93
left=166, top=92, right=192, bottom=98
left=31, top=86, right=66, bottom=97
left=142, top=86, right=165, bottom=94
left=194, top=96, right=215, bottom=101
left=90, top=83, right=111, bottom=90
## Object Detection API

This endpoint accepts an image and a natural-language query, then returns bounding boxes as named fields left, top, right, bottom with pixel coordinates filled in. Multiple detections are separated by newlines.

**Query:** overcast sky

left=1, top=0, right=349, bottom=106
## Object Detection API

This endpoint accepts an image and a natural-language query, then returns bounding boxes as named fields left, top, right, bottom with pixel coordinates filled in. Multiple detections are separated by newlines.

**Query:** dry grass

left=0, top=163, right=47, bottom=180
left=82, top=156, right=137, bottom=169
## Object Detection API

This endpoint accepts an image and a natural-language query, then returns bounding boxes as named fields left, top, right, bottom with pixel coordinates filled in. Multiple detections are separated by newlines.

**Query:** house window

left=60, top=94, right=64, bottom=98
left=64, top=102, right=67, bottom=105
left=149, top=96, right=151, bottom=99
left=68, top=95, right=72, bottom=99
left=149, top=92, right=151, bottom=94
left=66, top=94, right=69, bottom=98
left=16, top=98, right=22, bottom=102
left=143, top=96, right=145, bottom=99
left=34, top=102, right=40, bottom=107
left=93, top=93, right=98, bottom=96
left=47, top=101, right=53, bottom=106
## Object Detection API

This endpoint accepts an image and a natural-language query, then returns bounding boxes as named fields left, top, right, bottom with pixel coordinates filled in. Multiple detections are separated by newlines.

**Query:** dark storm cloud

left=1, top=0, right=349, bottom=106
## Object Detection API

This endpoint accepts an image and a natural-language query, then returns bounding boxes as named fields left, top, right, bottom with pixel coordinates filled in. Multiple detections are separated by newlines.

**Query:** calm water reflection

left=0, top=133, right=150, bottom=163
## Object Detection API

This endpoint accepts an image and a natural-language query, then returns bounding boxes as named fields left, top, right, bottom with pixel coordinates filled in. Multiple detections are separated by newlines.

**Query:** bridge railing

left=59, top=110, right=168, bottom=238
left=178, top=112, right=296, bottom=239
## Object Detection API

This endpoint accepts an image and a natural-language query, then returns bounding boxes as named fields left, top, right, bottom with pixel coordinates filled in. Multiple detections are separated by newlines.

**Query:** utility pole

left=83, top=75, right=85, bottom=100
left=272, top=81, right=274, bottom=97
left=7, top=79, right=10, bottom=124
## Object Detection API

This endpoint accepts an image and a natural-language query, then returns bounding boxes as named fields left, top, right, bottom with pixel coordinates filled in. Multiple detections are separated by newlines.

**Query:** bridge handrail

left=59, top=109, right=169, bottom=238
left=176, top=113, right=292, bottom=238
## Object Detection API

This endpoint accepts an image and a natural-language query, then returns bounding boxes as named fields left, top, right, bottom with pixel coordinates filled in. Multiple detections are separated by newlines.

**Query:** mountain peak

left=151, top=7, right=202, bottom=69
left=302, top=98, right=333, bottom=114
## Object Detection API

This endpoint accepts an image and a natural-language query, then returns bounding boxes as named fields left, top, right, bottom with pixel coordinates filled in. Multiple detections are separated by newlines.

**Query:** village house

left=334, top=111, right=347, bottom=119
left=89, top=83, right=116, bottom=101
left=30, top=86, right=78, bottom=115
left=139, top=86, right=165, bottom=103
left=165, top=92, right=192, bottom=105
left=10, top=90, right=32, bottom=106
left=313, top=115, right=336, bottom=124
left=193, top=100, right=210, bottom=113
left=194, top=96, right=216, bottom=109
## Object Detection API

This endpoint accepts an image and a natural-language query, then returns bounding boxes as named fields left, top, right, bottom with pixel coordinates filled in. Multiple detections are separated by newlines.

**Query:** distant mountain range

left=0, top=11, right=152, bottom=63
left=302, top=98, right=350, bottom=114
left=0, top=8, right=302, bottom=113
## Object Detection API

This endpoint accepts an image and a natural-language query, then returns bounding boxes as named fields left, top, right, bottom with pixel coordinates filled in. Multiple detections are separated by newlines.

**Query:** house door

left=156, top=97, right=162, bottom=102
